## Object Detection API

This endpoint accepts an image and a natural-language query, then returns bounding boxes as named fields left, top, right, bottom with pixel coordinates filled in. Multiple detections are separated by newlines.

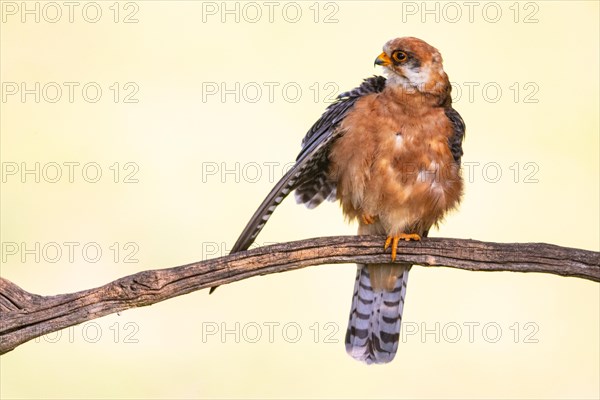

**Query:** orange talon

left=384, top=233, right=422, bottom=262
left=361, top=214, right=376, bottom=225
left=391, top=236, right=400, bottom=261
left=384, top=236, right=392, bottom=250
left=400, top=233, right=421, bottom=242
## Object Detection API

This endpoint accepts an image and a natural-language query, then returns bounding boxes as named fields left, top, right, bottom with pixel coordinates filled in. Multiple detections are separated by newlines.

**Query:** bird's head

left=375, top=37, right=449, bottom=96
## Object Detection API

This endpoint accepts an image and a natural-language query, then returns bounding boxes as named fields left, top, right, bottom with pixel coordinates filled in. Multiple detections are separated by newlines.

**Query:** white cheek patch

left=384, top=64, right=435, bottom=92
left=383, top=69, right=410, bottom=88
left=403, top=65, right=431, bottom=89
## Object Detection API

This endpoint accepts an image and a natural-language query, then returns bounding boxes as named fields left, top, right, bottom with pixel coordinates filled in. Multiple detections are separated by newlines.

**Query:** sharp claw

left=406, top=233, right=421, bottom=241
left=384, top=236, right=392, bottom=250
left=391, top=236, right=399, bottom=261
left=384, top=233, right=421, bottom=261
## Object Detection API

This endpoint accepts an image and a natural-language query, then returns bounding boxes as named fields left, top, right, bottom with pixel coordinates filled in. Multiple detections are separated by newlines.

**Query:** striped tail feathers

left=345, top=264, right=410, bottom=364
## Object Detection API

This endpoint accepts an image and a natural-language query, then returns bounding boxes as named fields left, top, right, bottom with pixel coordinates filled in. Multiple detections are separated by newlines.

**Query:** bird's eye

left=392, top=51, right=407, bottom=63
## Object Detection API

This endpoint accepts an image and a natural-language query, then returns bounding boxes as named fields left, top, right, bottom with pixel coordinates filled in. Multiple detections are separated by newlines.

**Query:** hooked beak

left=374, top=52, right=391, bottom=67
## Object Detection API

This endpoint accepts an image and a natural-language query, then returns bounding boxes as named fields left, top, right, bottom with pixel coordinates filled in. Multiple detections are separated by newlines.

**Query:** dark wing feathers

left=293, top=170, right=336, bottom=209
left=444, top=107, right=465, bottom=164
left=298, top=75, right=386, bottom=155
left=229, top=76, right=386, bottom=254
left=293, top=76, right=386, bottom=209
left=229, top=129, right=337, bottom=253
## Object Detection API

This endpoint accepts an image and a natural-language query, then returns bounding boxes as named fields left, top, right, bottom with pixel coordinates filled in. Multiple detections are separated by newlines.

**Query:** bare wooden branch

left=1, top=236, right=598, bottom=355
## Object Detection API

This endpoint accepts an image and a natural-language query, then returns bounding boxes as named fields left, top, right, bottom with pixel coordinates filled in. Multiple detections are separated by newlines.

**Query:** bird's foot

left=361, top=214, right=376, bottom=225
left=384, top=233, right=421, bottom=261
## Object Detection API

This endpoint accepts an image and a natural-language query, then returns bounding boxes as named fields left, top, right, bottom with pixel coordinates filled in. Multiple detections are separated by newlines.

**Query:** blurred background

left=1, top=1, right=598, bottom=399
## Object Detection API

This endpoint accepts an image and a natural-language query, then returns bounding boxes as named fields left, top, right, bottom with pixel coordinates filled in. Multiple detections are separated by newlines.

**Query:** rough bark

left=1, top=236, right=598, bottom=355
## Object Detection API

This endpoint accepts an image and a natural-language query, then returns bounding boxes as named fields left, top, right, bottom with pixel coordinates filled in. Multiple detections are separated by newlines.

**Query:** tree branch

left=1, top=236, right=598, bottom=355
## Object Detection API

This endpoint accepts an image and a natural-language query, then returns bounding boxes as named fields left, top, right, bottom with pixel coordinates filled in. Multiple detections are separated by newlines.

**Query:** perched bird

left=218, top=37, right=465, bottom=364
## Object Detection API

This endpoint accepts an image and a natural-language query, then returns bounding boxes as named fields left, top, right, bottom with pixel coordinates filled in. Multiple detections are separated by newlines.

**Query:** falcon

left=216, top=37, right=465, bottom=364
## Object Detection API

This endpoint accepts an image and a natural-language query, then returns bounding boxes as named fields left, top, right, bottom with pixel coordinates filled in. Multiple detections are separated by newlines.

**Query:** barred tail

left=345, top=264, right=410, bottom=364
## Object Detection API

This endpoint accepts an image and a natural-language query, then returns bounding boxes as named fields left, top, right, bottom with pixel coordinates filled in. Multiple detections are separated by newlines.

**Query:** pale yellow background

left=1, top=1, right=599, bottom=399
